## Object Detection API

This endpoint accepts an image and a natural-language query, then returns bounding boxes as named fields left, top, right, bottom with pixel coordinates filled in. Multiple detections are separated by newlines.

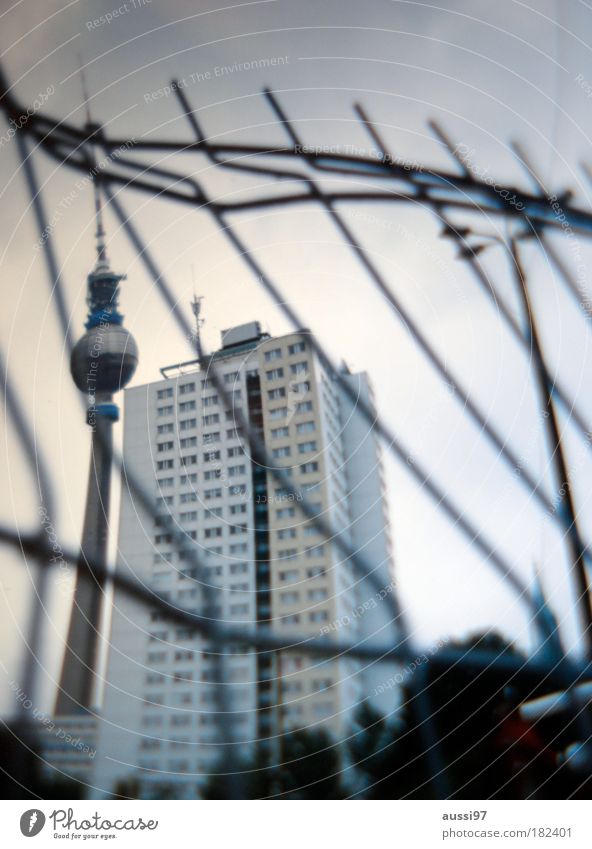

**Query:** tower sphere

left=70, top=324, right=138, bottom=394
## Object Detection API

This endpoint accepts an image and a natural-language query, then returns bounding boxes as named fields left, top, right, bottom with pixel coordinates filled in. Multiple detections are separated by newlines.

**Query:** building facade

left=92, top=322, right=396, bottom=798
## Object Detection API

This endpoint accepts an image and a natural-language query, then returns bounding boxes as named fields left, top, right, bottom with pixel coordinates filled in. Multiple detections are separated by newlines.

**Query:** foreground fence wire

left=1, top=59, right=592, bottom=799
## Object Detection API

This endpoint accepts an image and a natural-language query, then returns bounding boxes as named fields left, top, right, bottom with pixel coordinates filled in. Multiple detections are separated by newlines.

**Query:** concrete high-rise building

left=93, top=321, right=396, bottom=798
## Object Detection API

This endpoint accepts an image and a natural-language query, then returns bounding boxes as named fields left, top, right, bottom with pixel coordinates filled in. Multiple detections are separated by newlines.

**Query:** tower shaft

left=56, top=393, right=114, bottom=714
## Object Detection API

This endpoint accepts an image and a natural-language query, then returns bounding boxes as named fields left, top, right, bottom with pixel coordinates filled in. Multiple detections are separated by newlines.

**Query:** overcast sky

left=3, top=0, right=592, bottom=713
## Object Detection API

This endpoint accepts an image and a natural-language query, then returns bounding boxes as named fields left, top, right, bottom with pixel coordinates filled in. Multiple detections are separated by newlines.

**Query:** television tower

left=55, top=157, right=138, bottom=714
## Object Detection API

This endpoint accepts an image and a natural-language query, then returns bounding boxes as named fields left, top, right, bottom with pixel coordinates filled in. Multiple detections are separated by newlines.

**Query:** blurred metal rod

left=509, top=238, right=592, bottom=658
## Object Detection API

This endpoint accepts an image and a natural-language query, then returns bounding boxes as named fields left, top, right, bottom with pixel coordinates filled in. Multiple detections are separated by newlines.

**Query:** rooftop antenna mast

left=190, top=265, right=204, bottom=362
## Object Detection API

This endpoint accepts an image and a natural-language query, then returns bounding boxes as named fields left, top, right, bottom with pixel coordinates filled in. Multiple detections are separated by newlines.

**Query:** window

left=201, top=378, right=214, bottom=389
left=296, top=420, right=315, bottom=434
left=308, top=588, right=328, bottom=601
left=268, top=387, right=286, bottom=400
left=229, top=484, right=246, bottom=495
left=288, top=341, right=306, bottom=354
left=204, top=487, right=222, bottom=499
left=230, top=523, right=247, bottom=535
left=179, top=381, right=195, bottom=395
left=179, top=473, right=197, bottom=484
left=157, top=459, right=174, bottom=471
left=173, top=670, right=193, bottom=683
left=227, top=446, right=243, bottom=457
left=282, top=614, right=300, bottom=625
left=280, top=591, right=299, bottom=604
left=279, top=568, right=298, bottom=582
left=180, top=492, right=197, bottom=504
left=203, top=395, right=219, bottom=407
left=204, top=432, right=221, bottom=443
left=157, top=405, right=173, bottom=416
left=204, top=469, right=222, bottom=480
left=230, top=603, right=249, bottom=616
left=307, top=565, right=326, bottom=578
left=180, top=455, right=197, bottom=467
left=230, top=562, right=248, bottom=574
left=157, top=441, right=174, bottom=452
left=266, top=367, right=284, bottom=380
left=298, top=441, right=317, bottom=454
left=157, top=423, right=174, bottom=434
left=180, top=418, right=197, bottom=431
left=180, top=511, right=197, bottom=522
left=205, top=527, right=222, bottom=539
left=153, top=553, right=171, bottom=565
left=305, top=545, right=325, bottom=558
left=205, top=507, right=223, bottom=518
left=157, top=387, right=173, bottom=400
left=203, top=450, right=221, bottom=462
left=277, top=506, right=296, bottom=518
left=154, top=514, right=170, bottom=528
left=300, top=461, right=319, bottom=474
left=269, top=406, right=288, bottom=420
left=291, top=381, right=310, bottom=394
left=272, top=446, right=291, bottom=459
left=180, top=436, right=197, bottom=449
left=309, top=610, right=329, bottom=623
left=304, top=525, right=319, bottom=536
left=229, top=543, right=248, bottom=554
left=156, top=477, right=174, bottom=488
left=228, top=464, right=246, bottom=477
left=278, top=528, right=297, bottom=539
left=271, top=426, right=290, bottom=439
left=278, top=548, right=298, bottom=560
left=156, top=495, right=174, bottom=507
left=179, top=400, right=196, bottom=412
left=142, top=716, right=163, bottom=727
left=296, top=401, right=313, bottom=414
left=174, top=650, right=193, bottom=661
left=230, top=503, right=247, bottom=515
left=154, top=533, right=172, bottom=544
left=226, top=427, right=243, bottom=439
left=290, top=361, right=308, bottom=375
left=202, top=414, right=220, bottom=426
left=264, top=348, right=282, bottom=361
left=224, top=371, right=240, bottom=384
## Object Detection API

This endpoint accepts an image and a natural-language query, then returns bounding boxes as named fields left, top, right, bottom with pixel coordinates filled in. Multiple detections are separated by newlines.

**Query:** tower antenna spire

left=78, top=53, right=108, bottom=271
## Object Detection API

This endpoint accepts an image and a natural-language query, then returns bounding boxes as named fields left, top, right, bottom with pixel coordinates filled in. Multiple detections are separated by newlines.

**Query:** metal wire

left=2, top=60, right=592, bottom=799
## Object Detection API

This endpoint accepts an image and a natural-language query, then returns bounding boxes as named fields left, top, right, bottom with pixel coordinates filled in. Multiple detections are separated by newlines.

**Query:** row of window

left=279, top=610, right=329, bottom=624
left=157, top=458, right=247, bottom=474
left=158, top=414, right=235, bottom=432
left=276, top=544, right=325, bottom=559
left=268, top=382, right=310, bottom=401
left=157, top=396, right=243, bottom=417
left=280, top=588, right=328, bottom=603
left=265, top=361, right=309, bottom=381
left=279, top=565, right=326, bottom=581
left=157, top=476, right=247, bottom=494
left=156, top=374, right=244, bottom=400
left=269, top=400, right=313, bottom=419
left=264, top=341, right=306, bottom=361
left=271, top=441, right=317, bottom=459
